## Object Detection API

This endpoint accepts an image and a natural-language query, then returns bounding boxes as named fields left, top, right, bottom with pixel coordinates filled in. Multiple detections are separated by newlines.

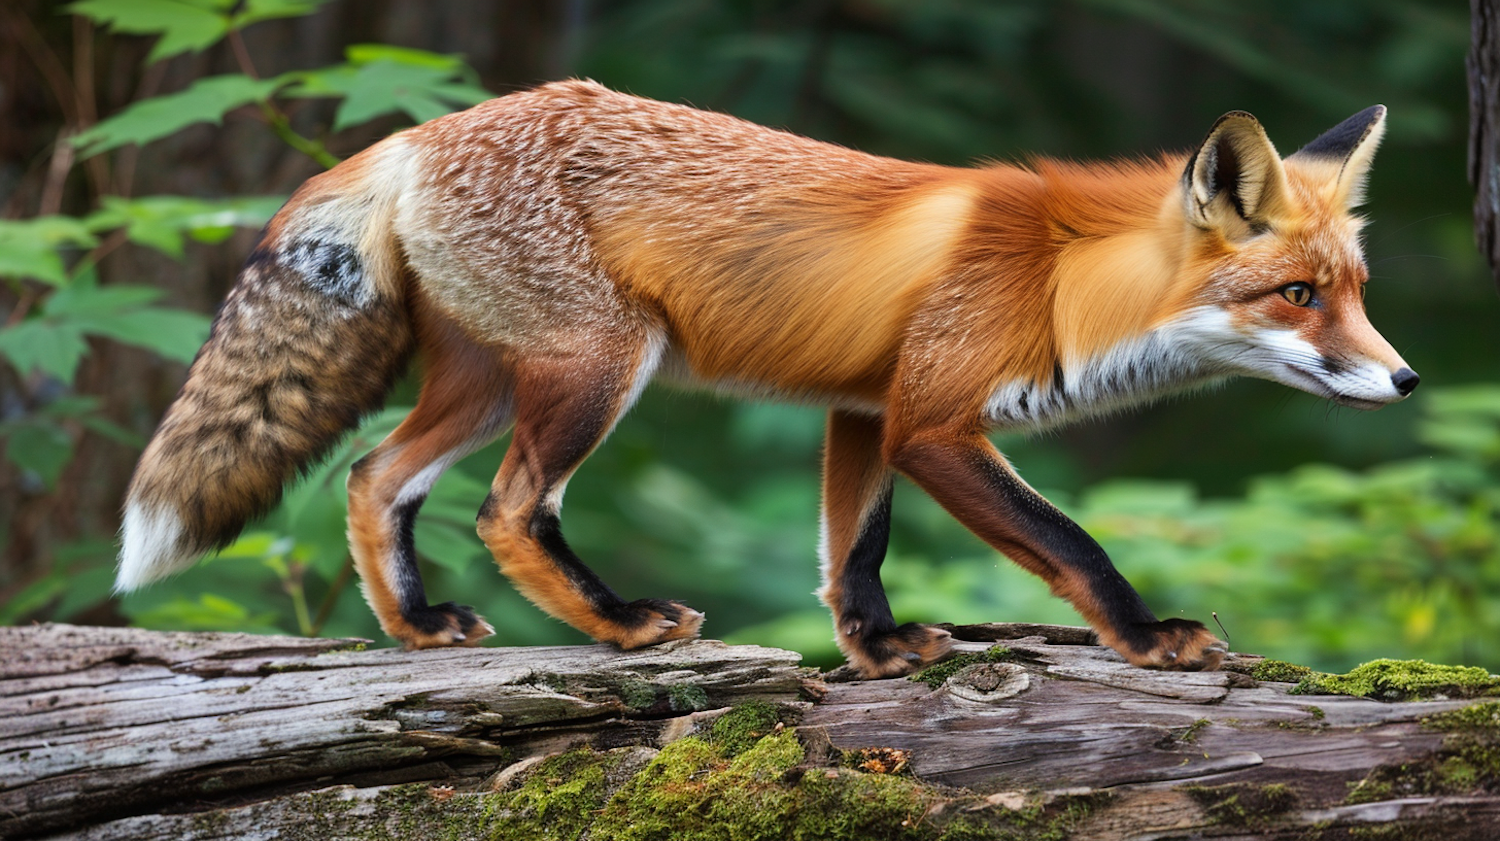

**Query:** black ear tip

left=1294, top=105, right=1386, bottom=160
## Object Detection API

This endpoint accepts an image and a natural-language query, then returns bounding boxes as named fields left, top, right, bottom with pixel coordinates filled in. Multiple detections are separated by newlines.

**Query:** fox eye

left=1280, top=282, right=1314, bottom=307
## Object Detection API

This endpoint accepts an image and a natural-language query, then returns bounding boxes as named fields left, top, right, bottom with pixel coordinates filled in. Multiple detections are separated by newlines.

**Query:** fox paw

left=398, top=602, right=495, bottom=649
left=604, top=599, right=706, bottom=649
left=840, top=622, right=954, bottom=678
left=1117, top=618, right=1227, bottom=671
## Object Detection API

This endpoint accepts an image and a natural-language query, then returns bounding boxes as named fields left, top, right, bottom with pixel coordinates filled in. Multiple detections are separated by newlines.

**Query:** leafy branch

left=0, top=0, right=493, bottom=628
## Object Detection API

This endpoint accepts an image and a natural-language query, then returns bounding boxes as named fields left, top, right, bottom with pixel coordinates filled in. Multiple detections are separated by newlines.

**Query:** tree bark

left=3, top=623, right=1497, bottom=840
left=1471, top=0, right=1500, bottom=289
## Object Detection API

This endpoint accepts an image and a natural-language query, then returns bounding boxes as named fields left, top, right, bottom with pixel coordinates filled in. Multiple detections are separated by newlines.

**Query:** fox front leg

left=819, top=410, right=953, bottom=677
left=887, top=429, right=1226, bottom=671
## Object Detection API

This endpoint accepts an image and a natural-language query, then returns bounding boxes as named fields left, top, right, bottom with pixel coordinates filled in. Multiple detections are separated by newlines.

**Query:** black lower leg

left=971, top=455, right=1170, bottom=649
left=527, top=504, right=696, bottom=630
left=835, top=481, right=933, bottom=655
left=393, top=495, right=483, bottom=637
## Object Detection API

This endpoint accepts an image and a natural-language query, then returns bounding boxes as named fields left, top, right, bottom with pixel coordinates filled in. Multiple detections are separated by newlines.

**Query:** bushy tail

left=117, top=171, right=416, bottom=590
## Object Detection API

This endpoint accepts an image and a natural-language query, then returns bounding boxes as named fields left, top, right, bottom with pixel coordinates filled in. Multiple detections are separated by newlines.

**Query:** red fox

left=117, top=81, right=1416, bottom=677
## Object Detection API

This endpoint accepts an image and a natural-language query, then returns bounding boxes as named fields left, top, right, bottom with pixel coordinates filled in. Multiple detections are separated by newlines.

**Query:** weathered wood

left=3, top=623, right=1497, bottom=840
left=0, top=623, right=812, bottom=838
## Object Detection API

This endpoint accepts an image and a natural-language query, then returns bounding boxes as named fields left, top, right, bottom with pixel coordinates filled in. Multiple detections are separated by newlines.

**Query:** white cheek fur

left=985, top=306, right=1239, bottom=429
left=984, top=304, right=1405, bottom=430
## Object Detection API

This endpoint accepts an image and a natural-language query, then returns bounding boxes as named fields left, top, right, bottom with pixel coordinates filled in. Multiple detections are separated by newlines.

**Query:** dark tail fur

left=117, top=213, right=414, bottom=589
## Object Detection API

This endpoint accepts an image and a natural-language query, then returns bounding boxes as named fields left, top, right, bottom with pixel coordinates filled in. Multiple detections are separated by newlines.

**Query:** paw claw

left=1117, top=619, right=1226, bottom=672
left=609, top=599, right=705, bottom=648
left=839, top=622, right=955, bottom=678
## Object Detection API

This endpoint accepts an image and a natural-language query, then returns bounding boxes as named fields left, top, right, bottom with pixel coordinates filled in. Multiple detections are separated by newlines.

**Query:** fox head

left=1176, top=105, right=1418, bottom=409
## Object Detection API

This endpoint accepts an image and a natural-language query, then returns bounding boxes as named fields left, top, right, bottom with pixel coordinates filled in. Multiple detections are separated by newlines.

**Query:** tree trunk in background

left=1471, top=0, right=1500, bottom=289
left=0, top=0, right=572, bottom=603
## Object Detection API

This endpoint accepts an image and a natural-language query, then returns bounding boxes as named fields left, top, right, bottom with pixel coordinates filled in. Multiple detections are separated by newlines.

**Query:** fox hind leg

left=820, top=410, right=952, bottom=677
left=476, top=327, right=705, bottom=649
left=346, top=317, right=513, bottom=649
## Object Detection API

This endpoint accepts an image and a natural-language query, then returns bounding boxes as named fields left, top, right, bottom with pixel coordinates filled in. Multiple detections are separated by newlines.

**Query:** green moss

left=618, top=679, right=658, bottom=710
left=1250, top=659, right=1313, bottom=683
left=259, top=783, right=494, bottom=841
left=909, top=645, right=1013, bottom=689
left=1423, top=701, right=1500, bottom=732
left=1176, top=719, right=1210, bottom=744
left=254, top=701, right=1118, bottom=840
left=949, top=792, right=1111, bottom=841
left=488, top=748, right=624, bottom=841
left=667, top=683, right=710, bottom=712
left=1291, top=659, right=1500, bottom=701
left=591, top=725, right=943, bottom=839
left=533, top=672, right=572, bottom=694
left=592, top=730, right=938, bottom=841
left=708, top=700, right=784, bottom=757
left=1345, top=701, right=1500, bottom=804
left=1184, top=782, right=1297, bottom=826
left=1348, top=822, right=1465, bottom=841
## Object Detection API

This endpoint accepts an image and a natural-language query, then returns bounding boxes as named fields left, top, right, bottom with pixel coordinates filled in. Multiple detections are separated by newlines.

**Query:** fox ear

left=1183, top=111, right=1291, bottom=236
left=1286, top=105, right=1386, bottom=209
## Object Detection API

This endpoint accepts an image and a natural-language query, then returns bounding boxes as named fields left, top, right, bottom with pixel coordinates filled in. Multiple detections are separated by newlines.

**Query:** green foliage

left=73, top=75, right=283, bottom=157
left=284, top=44, right=492, bottom=131
left=0, top=217, right=97, bottom=286
left=69, top=0, right=335, bottom=64
left=1, top=0, right=493, bottom=613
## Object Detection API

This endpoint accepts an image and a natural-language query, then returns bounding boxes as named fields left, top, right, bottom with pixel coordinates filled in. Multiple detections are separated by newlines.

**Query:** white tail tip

left=115, top=502, right=194, bottom=592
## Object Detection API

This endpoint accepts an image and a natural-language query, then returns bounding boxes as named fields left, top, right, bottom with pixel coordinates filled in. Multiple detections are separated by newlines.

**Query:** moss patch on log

left=1291, top=659, right=1500, bottom=701
left=482, top=701, right=1105, bottom=841
left=1183, top=782, right=1298, bottom=827
left=1249, top=659, right=1313, bottom=683
left=1345, top=700, right=1500, bottom=804
left=910, top=645, right=1014, bottom=689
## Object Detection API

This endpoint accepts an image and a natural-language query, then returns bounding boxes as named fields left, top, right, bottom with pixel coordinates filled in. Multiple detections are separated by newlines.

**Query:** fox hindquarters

left=117, top=82, right=1417, bottom=678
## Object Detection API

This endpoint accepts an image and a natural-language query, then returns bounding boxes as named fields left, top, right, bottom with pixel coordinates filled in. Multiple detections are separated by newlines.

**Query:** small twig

left=38, top=129, right=77, bottom=216
left=1, top=4, right=81, bottom=127
left=227, top=28, right=259, bottom=80
left=71, top=15, right=112, bottom=202
left=112, top=60, right=168, bottom=199
left=257, top=101, right=341, bottom=170
left=309, top=554, right=356, bottom=637
left=5, top=287, right=40, bottom=327
left=1212, top=612, right=1231, bottom=651
left=84, top=228, right=131, bottom=268
left=283, top=560, right=313, bottom=637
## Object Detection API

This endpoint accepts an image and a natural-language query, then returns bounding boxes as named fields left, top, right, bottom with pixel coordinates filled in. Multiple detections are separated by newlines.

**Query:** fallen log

left=1, top=622, right=1496, bottom=839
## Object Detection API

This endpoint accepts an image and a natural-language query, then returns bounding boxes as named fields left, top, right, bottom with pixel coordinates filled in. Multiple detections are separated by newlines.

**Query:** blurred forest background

left=1, top=0, right=1495, bottom=673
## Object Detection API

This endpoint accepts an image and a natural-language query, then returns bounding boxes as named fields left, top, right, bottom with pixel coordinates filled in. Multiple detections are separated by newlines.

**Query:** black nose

left=1391, top=367, right=1420, bottom=396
